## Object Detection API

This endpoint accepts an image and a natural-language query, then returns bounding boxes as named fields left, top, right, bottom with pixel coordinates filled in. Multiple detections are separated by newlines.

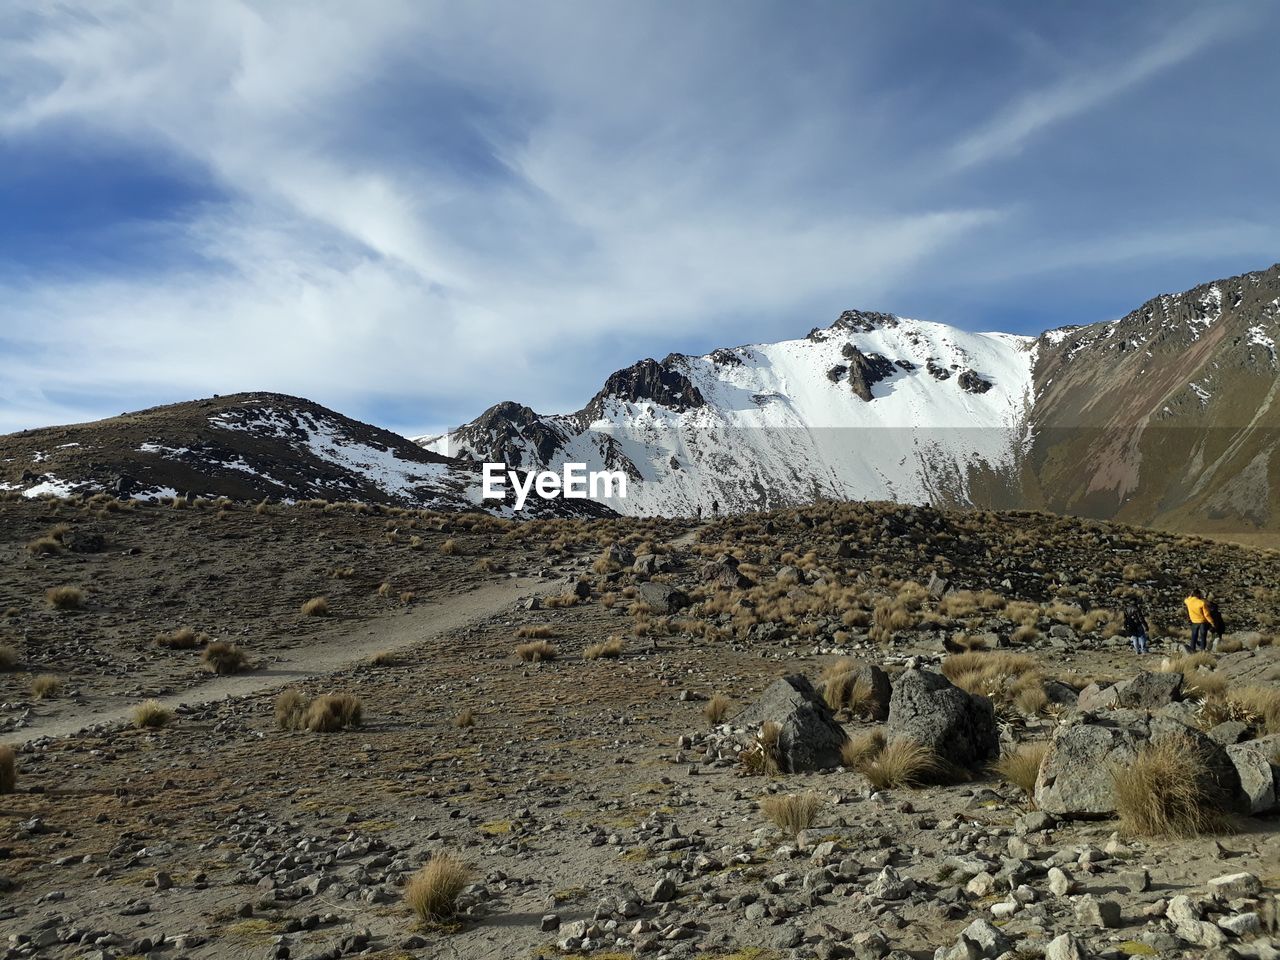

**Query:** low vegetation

left=1112, top=733, right=1231, bottom=838
left=583, top=636, right=624, bottom=659
left=760, top=790, right=825, bottom=837
left=201, top=641, right=251, bottom=675
left=404, top=853, right=472, bottom=922
left=132, top=699, right=173, bottom=729
left=994, top=742, right=1049, bottom=803
left=31, top=674, right=62, bottom=699
left=703, top=693, right=732, bottom=725
left=300, top=596, right=330, bottom=617
left=514, top=640, right=558, bottom=662
left=45, top=586, right=84, bottom=610
left=156, top=626, right=207, bottom=649
left=857, top=737, right=939, bottom=790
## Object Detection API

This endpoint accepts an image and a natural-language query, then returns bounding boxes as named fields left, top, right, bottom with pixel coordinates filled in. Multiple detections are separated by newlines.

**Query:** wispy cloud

left=947, top=9, right=1244, bottom=171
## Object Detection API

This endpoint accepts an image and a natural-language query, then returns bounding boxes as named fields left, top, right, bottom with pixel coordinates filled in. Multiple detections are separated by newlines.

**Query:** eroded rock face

left=1034, top=712, right=1241, bottom=818
left=886, top=669, right=997, bottom=769
left=733, top=675, right=847, bottom=773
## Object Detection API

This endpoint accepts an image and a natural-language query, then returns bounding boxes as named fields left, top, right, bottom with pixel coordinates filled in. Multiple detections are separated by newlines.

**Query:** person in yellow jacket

left=1184, top=588, right=1211, bottom=652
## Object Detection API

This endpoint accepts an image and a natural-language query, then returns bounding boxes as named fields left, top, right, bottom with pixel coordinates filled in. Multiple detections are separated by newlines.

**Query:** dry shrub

left=201, top=641, right=250, bottom=675
left=0, top=644, right=17, bottom=670
left=591, top=550, right=621, bottom=575
left=760, top=791, right=825, bottom=837
left=1011, top=624, right=1042, bottom=644
left=30, top=674, right=62, bottom=699
left=254, top=500, right=271, bottom=515
left=741, top=721, right=782, bottom=776
left=1012, top=677, right=1049, bottom=715
left=405, top=853, right=472, bottom=921
left=514, top=640, right=558, bottom=662
left=994, top=742, right=1048, bottom=801
left=515, top=625, right=557, bottom=639
left=300, top=596, right=330, bottom=617
left=1159, top=655, right=1227, bottom=699
left=859, top=738, right=938, bottom=790
left=0, top=744, right=14, bottom=793
left=1216, top=637, right=1244, bottom=653
left=304, top=693, right=363, bottom=732
left=377, top=582, right=393, bottom=598
left=942, top=651, right=1040, bottom=706
left=400, top=591, right=416, bottom=605
left=841, top=728, right=886, bottom=769
left=157, top=626, right=207, bottom=649
left=1112, top=733, right=1231, bottom=837
left=26, top=536, right=63, bottom=556
left=275, top=689, right=308, bottom=730
left=369, top=650, right=398, bottom=667
left=544, top=593, right=580, bottom=609
left=823, top=666, right=880, bottom=719
left=440, top=538, right=461, bottom=556
left=583, top=636, right=624, bottom=660
left=132, top=699, right=172, bottom=729
left=453, top=708, right=475, bottom=728
left=45, top=586, right=83, bottom=610
left=408, top=535, right=424, bottom=550
left=703, top=694, right=732, bottom=725
left=1204, top=686, right=1280, bottom=735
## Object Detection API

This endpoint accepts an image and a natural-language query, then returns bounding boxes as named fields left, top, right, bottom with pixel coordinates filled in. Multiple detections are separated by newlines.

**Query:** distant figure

left=695, top=504, right=703, bottom=521
left=1206, top=596, right=1226, bottom=649
left=711, top=499, right=720, bottom=517
left=1123, top=600, right=1151, bottom=655
left=1184, top=588, right=1211, bottom=653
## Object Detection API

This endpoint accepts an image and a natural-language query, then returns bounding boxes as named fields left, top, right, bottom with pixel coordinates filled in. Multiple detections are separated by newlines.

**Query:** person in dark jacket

left=1205, top=597, right=1226, bottom=649
left=1123, top=601, right=1151, bottom=655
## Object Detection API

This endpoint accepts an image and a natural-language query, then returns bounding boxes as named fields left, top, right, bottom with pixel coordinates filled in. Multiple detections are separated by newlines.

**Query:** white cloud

left=947, top=9, right=1243, bottom=170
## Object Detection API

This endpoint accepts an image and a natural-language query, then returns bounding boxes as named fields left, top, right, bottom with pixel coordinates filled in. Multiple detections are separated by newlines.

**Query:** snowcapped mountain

left=425, top=262, right=1280, bottom=532
left=0, top=393, right=608, bottom=518
left=422, top=311, right=1038, bottom=516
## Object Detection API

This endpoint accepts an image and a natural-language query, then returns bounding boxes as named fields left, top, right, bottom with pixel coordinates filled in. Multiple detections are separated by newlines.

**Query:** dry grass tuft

left=300, top=596, right=330, bottom=617
left=156, top=626, right=207, bottom=649
left=515, top=624, right=557, bottom=639
left=514, top=640, right=558, bottom=662
left=405, top=853, right=472, bottom=921
left=453, top=708, right=475, bottom=728
left=304, top=693, right=363, bottom=732
left=132, top=699, right=173, bottom=729
left=440, top=538, right=461, bottom=556
left=741, top=721, right=782, bottom=776
left=859, top=737, right=938, bottom=790
left=0, top=643, right=18, bottom=670
left=275, top=689, right=308, bottom=730
left=583, top=636, right=625, bottom=660
left=760, top=791, right=825, bottom=837
left=369, top=650, right=398, bottom=667
left=841, top=728, right=886, bottom=769
left=994, top=742, right=1048, bottom=802
left=30, top=674, right=62, bottom=699
left=1112, top=733, right=1231, bottom=837
left=45, top=586, right=84, bottom=610
left=0, top=744, right=14, bottom=793
left=26, top=535, right=63, bottom=556
left=703, top=694, right=732, bottom=725
left=201, top=641, right=250, bottom=675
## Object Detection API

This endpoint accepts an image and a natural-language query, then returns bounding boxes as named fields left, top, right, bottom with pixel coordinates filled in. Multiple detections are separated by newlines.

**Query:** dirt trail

left=11, top=576, right=542, bottom=745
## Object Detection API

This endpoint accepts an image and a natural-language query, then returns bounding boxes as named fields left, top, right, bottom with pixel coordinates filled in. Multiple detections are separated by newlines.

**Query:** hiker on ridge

left=1206, top=595, right=1226, bottom=649
left=1184, top=588, right=1211, bottom=653
left=1123, top=600, right=1151, bottom=655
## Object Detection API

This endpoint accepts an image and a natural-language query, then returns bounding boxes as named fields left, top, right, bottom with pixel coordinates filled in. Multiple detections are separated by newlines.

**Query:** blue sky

left=1, top=1, right=1277, bottom=437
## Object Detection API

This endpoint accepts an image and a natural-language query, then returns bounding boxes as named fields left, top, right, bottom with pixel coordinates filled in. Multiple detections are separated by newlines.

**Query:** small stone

left=540, top=914, right=560, bottom=932
left=1047, top=866, right=1074, bottom=897
left=1115, top=868, right=1149, bottom=893
left=649, top=877, right=677, bottom=903
left=1218, top=912, right=1263, bottom=937
left=1044, top=933, right=1087, bottom=960
left=1074, top=893, right=1121, bottom=928
left=1166, top=895, right=1202, bottom=924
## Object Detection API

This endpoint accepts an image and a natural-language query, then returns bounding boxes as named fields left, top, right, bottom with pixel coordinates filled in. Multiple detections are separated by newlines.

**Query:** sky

left=1, top=0, right=1278, bottom=438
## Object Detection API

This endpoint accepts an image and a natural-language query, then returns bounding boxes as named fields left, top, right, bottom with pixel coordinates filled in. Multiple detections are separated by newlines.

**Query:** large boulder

left=734, top=675, right=848, bottom=773
left=826, top=659, right=892, bottom=721
left=1226, top=735, right=1280, bottom=814
left=1115, top=671, right=1182, bottom=709
left=1035, top=712, right=1241, bottom=818
left=886, top=669, right=997, bottom=770
left=636, top=582, right=689, bottom=614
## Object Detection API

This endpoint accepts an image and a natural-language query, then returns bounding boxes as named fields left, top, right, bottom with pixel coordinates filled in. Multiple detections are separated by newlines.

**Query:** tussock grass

left=994, top=743, right=1048, bottom=802
left=859, top=737, right=938, bottom=790
left=156, top=626, right=207, bottom=649
left=26, top=535, right=63, bottom=556
left=1011, top=624, right=1042, bottom=644
left=823, top=666, right=879, bottom=719
left=45, top=586, right=84, bottom=610
left=369, top=650, right=398, bottom=667
left=583, top=636, right=624, bottom=659
left=30, top=674, right=62, bottom=699
left=1201, top=685, right=1280, bottom=734
left=405, top=853, right=472, bottom=921
left=440, top=538, right=461, bottom=556
left=841, top=728, right=886, bottom=769
left=304, top=693, right=363, bottom=732
left=760, top=791, right=825, bottom=837
left=453, top=708, right=475, bottom=728
left=201, top=641, right=250, bottom=675
left=514, top=640, right=558, bottom=662
left=741, top=721, right=782, bottom=776
left=703, top=693, right=732, bottom=725
left=515, top=624, right=557, bottom=639
left=0, top=643, right=17, bottom=670
left=1216, top=637, right=1244, bottom=653
left=132, top=699, right=173, bottom=729
left=0, top=744, right=15, bottom=793
left=544, top=593, right=581, bottom=608
left=300, top=596, right=330, bottom=617
left=275, top=689, right=308, bottom=730
left=1112, top=733, right=1231, bottom=837
left=1158, top=654, right=1227, bottom=699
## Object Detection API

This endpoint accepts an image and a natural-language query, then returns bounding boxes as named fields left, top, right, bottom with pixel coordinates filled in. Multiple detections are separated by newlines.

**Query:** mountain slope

left=425, top=262, right=1280, bottom=531
left=0, top=393, right=609, bottom=517
left=423, top=312, right=1037, bottom=516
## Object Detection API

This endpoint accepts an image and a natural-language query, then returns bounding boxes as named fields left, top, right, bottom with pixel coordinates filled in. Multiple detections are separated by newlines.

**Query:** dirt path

left=11, top=575, right=543, bottom=745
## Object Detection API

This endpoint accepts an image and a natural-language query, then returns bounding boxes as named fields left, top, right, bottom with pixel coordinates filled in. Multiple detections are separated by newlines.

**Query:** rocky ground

left=1, top=494, right=1278, bottom=960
